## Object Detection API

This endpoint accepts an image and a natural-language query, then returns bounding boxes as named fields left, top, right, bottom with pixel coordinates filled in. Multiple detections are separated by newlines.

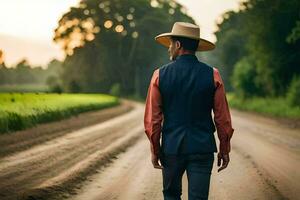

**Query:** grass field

left=0, top=84, right=50, bottom=93
left=227, top=93, right=300, bottom=119
left=0, top=93, right=119, bottom=134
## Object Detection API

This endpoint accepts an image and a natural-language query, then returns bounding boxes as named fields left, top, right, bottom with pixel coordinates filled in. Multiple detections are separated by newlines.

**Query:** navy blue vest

left=159, top=54, right=217, bottom=155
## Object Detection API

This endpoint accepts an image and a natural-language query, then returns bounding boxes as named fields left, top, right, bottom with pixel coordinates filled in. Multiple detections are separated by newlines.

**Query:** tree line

left=0, top=56, right=63, bottom=92
left=1, top=0, right=299, bottom=105
left=203, top=0, right=300, bottom=106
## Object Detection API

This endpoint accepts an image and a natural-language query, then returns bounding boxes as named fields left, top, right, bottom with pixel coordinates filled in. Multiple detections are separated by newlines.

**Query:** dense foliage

left=206, top=0, right=300, bottom=99
left=287, top=76, right=300, bottom=107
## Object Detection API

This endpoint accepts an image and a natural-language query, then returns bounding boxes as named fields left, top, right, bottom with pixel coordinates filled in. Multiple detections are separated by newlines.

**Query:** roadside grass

left=0, top=84, right=50, bottom=93
left=0, top=93, right=119, bottom=134
left=227, top=93, right=300, bottom=120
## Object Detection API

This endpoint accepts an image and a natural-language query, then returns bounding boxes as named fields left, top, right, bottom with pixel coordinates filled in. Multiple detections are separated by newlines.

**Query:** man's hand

left=217, top=152, right=230, bottom=172
left=151, top=153, right=164, bottom=169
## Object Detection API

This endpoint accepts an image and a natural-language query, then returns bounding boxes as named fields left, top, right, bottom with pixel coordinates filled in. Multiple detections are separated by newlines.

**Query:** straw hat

left=155, top=22, right=215, bottom=51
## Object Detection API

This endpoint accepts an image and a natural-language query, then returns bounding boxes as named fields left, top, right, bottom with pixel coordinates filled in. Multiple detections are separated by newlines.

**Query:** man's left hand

left=217, top=152, right=230, bottom=172
left=151, top=153, right=164, bottom=169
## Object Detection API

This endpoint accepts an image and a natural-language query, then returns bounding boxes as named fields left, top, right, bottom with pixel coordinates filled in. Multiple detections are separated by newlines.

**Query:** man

left=144, top=22, right=234, bottom=200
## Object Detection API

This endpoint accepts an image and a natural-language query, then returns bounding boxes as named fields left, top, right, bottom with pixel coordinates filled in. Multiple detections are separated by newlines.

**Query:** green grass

left=0, top=84, right=50, bottom=92
left=227, top=93, right=300, bottom=119
left=0, top=93, right=119, bottom=134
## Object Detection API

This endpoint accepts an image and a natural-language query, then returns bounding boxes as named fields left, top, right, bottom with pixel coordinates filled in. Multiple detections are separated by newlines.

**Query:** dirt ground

left=0, top=100, right=133, bottom=157
left=0, top=100, right=140, bottom=200
left=0, top=100, right=299, bottom=200
left=68, top=106, right=300, bottom=200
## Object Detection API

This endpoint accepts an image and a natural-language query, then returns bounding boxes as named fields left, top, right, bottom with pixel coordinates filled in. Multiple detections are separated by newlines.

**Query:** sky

left=0, top=0, right=243, bottom=67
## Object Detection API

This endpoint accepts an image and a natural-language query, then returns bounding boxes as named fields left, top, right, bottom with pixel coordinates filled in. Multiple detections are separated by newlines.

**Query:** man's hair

left=170, top=36, right=199, bottom=52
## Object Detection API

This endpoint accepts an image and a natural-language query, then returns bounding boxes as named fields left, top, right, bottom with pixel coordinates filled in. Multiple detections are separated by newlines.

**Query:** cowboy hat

left=155, top=22, right=215, bottom=51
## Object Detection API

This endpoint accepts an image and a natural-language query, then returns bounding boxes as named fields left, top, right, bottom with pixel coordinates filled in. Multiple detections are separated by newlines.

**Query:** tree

left=207, top=0, right=300, bottom=97
left=201, top=11, right=248, bottom=91
left=287, top=20, right=300, bottom=44
left=13, top=59, right=37, bottom=84
left=54, top=0, right=194, bottom=96
left=231, top=57, right=264, bottom=98
left=286, top=75, right=300, bottom=107
left=46, top=75, right=63, bottom=93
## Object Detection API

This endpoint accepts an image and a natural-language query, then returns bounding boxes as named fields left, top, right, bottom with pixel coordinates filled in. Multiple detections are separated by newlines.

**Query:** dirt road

left=0, top=100, right=299, bottom=200
left=68, top=109, right=300, bottom=200
left=0, top=100, right=141, bottom=200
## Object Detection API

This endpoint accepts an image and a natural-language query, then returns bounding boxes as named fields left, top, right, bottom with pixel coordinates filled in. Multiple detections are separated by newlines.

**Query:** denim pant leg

left=186, top=153, right=214, bottom=200
left=161, top=155, right=186, bottom=200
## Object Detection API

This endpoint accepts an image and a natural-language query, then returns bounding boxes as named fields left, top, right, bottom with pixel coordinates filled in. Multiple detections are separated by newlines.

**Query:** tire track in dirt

left=228, top=109, right=300, bottom=200
left=69, top=137, right=163, bottom=200
left=68, top=137, right=286, bottom=200
left=0, top=100, right=132, bottom=157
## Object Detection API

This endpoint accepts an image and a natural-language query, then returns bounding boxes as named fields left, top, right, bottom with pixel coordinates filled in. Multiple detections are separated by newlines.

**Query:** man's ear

left=175, top=41, right=181, bottom=49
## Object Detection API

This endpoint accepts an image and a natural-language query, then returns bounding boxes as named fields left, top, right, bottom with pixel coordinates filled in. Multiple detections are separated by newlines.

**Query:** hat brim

left=155, top=33, right=215, bottom=51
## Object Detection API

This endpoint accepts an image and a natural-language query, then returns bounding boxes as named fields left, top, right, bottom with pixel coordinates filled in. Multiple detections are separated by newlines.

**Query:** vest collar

left=175, top=54, right=198, bottom=61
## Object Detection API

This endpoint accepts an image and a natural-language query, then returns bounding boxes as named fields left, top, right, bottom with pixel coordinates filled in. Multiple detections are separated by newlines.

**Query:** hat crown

left=154, top=21, right=215, bottom=51
left=171, top=22, right=200, bottom=39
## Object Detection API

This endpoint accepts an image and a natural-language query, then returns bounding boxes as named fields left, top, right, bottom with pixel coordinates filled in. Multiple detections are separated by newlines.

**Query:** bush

left=231, top=57, right=261, bottom=98
left=46, top=75, right=63, bottom=93
left=286, top=76, right=300, bottom=107
left=109, top=83, right=121, bottom=97
left=69, top=80, right=81, bottom=93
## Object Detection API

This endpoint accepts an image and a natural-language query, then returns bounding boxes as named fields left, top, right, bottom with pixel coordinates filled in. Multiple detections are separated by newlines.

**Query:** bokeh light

left=132, top=31, right=139, bottom=39
left=83, top=9, right=89, bottom=15
left=150, top=0, right=159, bottom=8
left=93, top=26, right=101, bottom=33
left=114, top=13, right=124, bottom=22
left=121, top=30, right=127, bottom=36
left=104, top=20, right=113, bottom=29
left=115, top=25, right=124, bottom=33
left=98, top=3, right=105, bottom=9
left=81, top=19, right=94, bottom=30
left=117, top=16, right=124, bottom=22
left=169, top=8, right=175, bottom=15
left=129, top=22, right=136, bottom=28
left=169, top=1, right=177, bottom=8
left=104, top=7, right=110, bottom=13
left=86, top=33, right=95, bottom=41
left=129, top=7, right=135, bottom=13
left=126, top=14, right=133, bottom=20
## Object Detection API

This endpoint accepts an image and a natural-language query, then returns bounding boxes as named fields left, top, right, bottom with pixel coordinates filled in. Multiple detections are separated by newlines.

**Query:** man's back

left=159, top=54, right=217, bottom=155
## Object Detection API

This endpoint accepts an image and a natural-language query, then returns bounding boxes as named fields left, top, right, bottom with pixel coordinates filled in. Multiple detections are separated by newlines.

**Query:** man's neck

left=177, top=49, right=195, bottom=56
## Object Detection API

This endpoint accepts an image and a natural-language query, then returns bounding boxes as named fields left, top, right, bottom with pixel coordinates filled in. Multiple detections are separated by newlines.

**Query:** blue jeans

left=160, top=152, right=214, bottom=200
